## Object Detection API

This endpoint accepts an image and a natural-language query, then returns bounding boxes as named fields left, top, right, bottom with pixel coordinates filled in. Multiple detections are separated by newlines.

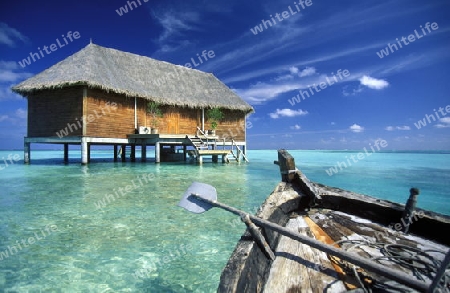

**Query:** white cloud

left=269, top=109, right=308, bottom=119
left=299, top=67, right=316, bottom=77
left=15, top=108, right=27, bottom=119
left=0, top=60, right=33, bottom=83
left=234, top=71, right=350, bottom=105
left=435, top=117, right=450, bottom=128
left=275, top=66, right=316, bottom=82
left=0, top=61, right=19, bottom=70
left=0, top=23, right=28, bottom=47
left=359, top=75, right=389, bottom=90
left=150, top=9, right=202, bottom=55
left=0, top=84, right=25, bottom=101
left=349, top=124, right=364, bottom=133
left=0, top=60, right=33, bottom=101
left=0, top=70, right=31, bottom=83
left=330, top=122, right=336, bottom=125
left=0, top=115, right=9, bottom=122
left=233, top=82, right=300, bottom=104
left=290, top=124, right=301, bottom=130
left=342, top=85, right=364, bottom=96
left=153, top=11, right=201, bottom=42
left=289, top=66, right=299, bottom=74
left=386, top=125, right=410, bottom=131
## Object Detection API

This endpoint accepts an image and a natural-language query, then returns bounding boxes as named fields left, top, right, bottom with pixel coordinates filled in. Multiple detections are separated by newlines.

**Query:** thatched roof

left=12, top=43, right=254, bottom=113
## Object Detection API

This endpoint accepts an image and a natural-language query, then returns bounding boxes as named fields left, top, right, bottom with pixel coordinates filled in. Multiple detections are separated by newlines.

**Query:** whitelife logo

left=288, top=69, right=350, bottom=106
left=325, top=139, right=388, bottom=176
left=250, top=0, right=313, bottom=35
left=18, top=31, right=81, bottom=68
left=376, top=22, right=439, bottom=59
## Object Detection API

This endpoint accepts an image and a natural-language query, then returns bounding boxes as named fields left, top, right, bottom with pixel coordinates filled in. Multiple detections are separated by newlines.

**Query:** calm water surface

left=0, top=149, right=449, bottom=292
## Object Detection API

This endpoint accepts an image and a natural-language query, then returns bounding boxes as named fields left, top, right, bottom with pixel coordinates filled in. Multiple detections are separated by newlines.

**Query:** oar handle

left=191, top=194, right=430, bottom=292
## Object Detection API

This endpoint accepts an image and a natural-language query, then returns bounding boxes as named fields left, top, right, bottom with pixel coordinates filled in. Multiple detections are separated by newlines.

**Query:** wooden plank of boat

left=306, top=208, right=450, bottom=291
left=263, top=216, right=347, bottom=292
left=303, top=216, right=360, bottom=290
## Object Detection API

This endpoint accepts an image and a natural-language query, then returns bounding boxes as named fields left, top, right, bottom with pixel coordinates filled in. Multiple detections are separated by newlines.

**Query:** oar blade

left=178, top=182, right=217, bottom=214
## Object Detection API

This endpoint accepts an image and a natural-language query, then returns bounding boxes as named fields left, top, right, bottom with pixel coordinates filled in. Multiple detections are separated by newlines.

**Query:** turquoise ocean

left=0, top=149, right=449, bottom=292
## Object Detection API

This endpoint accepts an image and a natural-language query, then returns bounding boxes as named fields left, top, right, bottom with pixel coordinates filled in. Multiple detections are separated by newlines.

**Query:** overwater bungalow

left=12, top=43, right=254, bottom=164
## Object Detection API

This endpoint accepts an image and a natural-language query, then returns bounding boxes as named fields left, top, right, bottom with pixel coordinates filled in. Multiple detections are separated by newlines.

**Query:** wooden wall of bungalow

left=27, top=86, right=247, bottom=141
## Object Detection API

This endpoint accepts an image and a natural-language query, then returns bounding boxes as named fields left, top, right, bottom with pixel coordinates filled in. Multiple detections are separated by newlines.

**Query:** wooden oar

left=178, top=181, right=275, bottom=260
left=178, top=182, right=431, bottom=293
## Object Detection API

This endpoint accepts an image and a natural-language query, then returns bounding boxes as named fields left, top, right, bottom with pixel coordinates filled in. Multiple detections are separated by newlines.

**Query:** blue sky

left=0, top=0, right=449, bottom=150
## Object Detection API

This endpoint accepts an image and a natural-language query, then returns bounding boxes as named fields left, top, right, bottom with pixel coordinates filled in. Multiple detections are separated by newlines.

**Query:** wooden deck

left=23, top=134, right=247, bottom=164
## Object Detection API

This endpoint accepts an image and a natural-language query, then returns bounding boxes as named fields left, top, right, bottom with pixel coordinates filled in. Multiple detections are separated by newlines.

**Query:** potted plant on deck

left=206, top=107, right=224, bottom=136
left=147, top=101, right=163, bottom=134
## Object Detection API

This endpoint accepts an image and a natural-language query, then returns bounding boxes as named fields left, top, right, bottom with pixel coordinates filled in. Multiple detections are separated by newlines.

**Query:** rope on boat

left=333, top=239, right=449, bottom=293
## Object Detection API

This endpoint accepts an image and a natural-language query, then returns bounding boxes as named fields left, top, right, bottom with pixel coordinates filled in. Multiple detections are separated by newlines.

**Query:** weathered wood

left=263, top=217, right=346, bottom=293
left=217, top=182, right=302, bottom=293
left=309, top=183, right=450, bottom=246
left=402, top=188, right=419, bottom=233
left=241, top=214, right=275, bottom=261
left=307, top=209, right=449, bottom=291
left=277, top=149, right=296, bottom=182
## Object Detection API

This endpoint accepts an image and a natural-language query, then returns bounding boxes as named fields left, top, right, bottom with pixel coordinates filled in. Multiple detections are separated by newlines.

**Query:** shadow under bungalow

left=12, top=43, right=254, bottom=164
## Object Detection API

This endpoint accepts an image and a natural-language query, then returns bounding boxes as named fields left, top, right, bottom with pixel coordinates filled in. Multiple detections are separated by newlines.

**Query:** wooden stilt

left=121, top=144, right=126, bottom=162
left=81, top=138, right=88, bottom=165
left=212, top=155, right=218, bottom=163
left=87, top=143, right=91, bottom=163
left=131, top=145, right=136, bottom=162
left=155, top=141, right=160, bottom=163
left=64, top=144, right=69, bottom=163
left=142, top=142, right=147, bottom=162
left=24, top=141, right=30, bottom=164
left=183, top=145, right=187, bottom=161
left=114, top=145, right=118, bottom=162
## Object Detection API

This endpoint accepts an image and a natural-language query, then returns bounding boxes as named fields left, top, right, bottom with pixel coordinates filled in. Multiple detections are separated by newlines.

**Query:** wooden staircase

left=186, top=134, right=248, bottom=163
left=186, top=135, right=210, bottom=151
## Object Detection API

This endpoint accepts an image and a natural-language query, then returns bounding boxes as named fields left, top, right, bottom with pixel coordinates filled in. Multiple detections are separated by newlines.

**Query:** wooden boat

left=216, top=150, right=450, bottom=293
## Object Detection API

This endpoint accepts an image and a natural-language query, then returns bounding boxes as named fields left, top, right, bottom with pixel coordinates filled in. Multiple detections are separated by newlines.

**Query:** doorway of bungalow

left=166, top=110, right=180, bottom=134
